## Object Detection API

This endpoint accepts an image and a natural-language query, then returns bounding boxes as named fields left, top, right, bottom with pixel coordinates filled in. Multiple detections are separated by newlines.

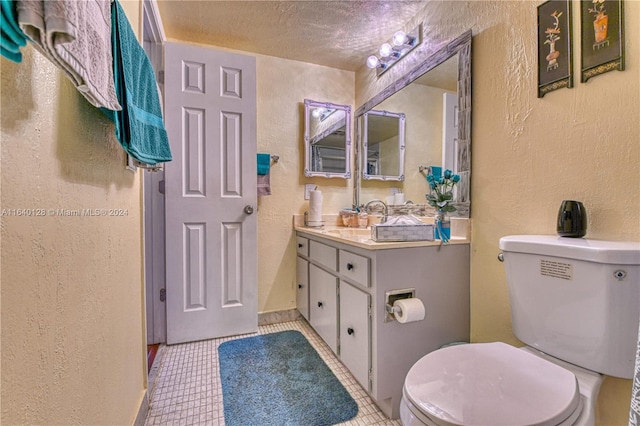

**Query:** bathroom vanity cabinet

left=295, top=230, right=470, bottom=419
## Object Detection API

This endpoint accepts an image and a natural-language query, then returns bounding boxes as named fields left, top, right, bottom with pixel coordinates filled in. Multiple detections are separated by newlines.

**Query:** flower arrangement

left=543, top=10, right=563, bottom=71
left=426, top=168, right=461, bottom=213
left=588, top=0, right=606, bottom=19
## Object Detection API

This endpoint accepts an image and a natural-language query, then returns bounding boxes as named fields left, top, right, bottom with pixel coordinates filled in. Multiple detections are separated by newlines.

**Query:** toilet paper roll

left=394, top=298, right=425, bottom=323
left=308, top=190, right=323, bottom=225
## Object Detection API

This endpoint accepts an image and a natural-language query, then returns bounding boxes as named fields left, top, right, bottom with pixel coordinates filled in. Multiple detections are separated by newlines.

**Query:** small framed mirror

left=362, top=109, right=405, bottom=181
left=304, top=99, right=352, bottom=179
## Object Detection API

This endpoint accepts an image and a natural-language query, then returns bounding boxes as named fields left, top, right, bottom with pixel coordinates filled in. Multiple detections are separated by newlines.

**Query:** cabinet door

left=296, top=256, right=309, bottom=321
left=309, top=264, right=338, bottom=353
left=339, top=280, right=371, bottom=391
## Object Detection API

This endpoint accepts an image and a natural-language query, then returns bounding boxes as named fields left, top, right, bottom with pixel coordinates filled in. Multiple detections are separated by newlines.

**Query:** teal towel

left=102, top=0, right=172, bottom=165
left=257, top=153, right=270, bottom=175
left=1, top=0, right=26, bottom=63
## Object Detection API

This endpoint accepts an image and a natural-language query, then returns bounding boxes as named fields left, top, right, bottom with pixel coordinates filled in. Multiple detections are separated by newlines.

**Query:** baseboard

left=258, top=309, right=302, bottom=326
left=133, top=390, right=149, bottom=426
left=135, top=344, right=165, bottom=425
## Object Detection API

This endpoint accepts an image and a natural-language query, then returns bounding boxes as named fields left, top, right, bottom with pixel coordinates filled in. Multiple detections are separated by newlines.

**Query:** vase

left=435, top=210, right=451, bottom=241
left=557, top=200, right=587, bottom=238
left=546, top=42, right=560, bottom=71
left=593, top=13, right=608, bottom=44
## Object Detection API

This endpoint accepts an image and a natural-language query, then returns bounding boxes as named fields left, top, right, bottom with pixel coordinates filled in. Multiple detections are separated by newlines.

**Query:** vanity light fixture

left=366, top=23, right=422, bottom=76
left=311, top=107, right=337, bottom=122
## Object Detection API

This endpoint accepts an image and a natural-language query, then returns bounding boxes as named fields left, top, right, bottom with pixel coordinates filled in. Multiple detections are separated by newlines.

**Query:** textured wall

left=255, top=55, right=354, bottom=313
left=357, top=1, right=639, bottom=424
left=0, top=2, right=146, bottom=424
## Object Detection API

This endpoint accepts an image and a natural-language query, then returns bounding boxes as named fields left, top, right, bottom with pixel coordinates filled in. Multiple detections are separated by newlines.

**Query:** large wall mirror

left=362, top=110, right=406, bottom=181
left=355, top=30, right=472, bottom=218
left=304, top=99, right=352, bottom=179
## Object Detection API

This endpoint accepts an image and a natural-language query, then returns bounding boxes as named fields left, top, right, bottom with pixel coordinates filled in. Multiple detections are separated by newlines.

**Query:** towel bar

left=133, top=159, right=162, bottom=172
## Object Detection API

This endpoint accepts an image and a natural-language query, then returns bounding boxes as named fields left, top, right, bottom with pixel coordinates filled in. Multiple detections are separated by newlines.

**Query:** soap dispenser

left=557, top=200, right=587, bottom=238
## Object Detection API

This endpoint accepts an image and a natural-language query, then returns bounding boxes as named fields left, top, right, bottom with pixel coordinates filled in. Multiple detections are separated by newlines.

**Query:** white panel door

left=442, top=92, right=458, bottom=200
left=164, top=42, right=257, bottom=345
left=442, top=92, right=458, bottom=171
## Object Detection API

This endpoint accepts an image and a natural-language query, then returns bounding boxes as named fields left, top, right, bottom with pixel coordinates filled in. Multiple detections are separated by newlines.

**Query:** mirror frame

left=354, top=30, right=472, bottom=217
left=362, top=110, right=406, bottom=182
left=304, top=99, right=352, bottom=179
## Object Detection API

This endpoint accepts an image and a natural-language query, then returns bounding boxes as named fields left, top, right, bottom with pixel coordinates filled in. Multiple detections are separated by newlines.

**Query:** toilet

left=400, top=235, right=640, bottom=426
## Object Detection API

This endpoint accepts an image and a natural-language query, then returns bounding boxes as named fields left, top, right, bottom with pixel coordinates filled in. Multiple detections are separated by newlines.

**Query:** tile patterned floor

left=145, top=319, right=401, bottom=425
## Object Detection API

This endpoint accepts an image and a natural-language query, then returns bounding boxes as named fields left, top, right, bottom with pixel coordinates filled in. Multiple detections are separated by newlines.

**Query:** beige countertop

left=293, top=214, right=470, bottom=250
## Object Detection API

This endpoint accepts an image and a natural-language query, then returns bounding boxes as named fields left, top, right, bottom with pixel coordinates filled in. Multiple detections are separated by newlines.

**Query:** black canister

left=557, top=200, right=587, bottom=238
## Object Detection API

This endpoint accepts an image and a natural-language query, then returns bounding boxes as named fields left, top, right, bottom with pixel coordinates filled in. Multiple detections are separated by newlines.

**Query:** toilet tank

left=499, top=235, right=640, bottom=379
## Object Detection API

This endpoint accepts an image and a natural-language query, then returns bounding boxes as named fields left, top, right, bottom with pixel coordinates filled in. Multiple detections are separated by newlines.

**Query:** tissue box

left=371, top=223, right=435, bottom=242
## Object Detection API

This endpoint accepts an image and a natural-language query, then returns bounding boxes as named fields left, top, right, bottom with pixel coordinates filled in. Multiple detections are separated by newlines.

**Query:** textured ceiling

left=156, top=1, right=430, bottom=71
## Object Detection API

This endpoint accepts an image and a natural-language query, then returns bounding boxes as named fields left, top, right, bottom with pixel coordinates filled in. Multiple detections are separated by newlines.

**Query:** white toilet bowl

left=400, top=342, right=603, bottom=426
left=400, top=236, right=639, bottom=425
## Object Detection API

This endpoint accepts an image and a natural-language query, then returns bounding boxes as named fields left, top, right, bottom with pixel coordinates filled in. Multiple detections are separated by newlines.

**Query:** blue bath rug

left=218, top=330, right=358, bottom=426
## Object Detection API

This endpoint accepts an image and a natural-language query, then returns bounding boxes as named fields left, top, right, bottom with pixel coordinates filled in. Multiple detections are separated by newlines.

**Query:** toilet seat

left=402, top=342, right=581, bottom=426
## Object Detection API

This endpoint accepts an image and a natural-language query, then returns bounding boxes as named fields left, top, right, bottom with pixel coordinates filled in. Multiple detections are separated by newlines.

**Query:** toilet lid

left=403, top=342, right=581, bottom=426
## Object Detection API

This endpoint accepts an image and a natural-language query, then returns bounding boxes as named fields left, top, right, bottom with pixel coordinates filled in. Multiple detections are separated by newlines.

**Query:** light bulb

left=392, top=31, right=407, bottom=46
left=366, top=55, right=379, bottom=69
left=379, top=43, right=393, bottom=58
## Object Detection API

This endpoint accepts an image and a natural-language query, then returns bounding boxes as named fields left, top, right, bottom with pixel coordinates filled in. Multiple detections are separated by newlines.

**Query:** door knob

left=244, top=205, right=254, bottom=215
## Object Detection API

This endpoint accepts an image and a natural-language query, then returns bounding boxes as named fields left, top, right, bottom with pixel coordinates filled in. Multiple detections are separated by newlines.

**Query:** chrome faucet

left=364, top=199, right=388, bottom=223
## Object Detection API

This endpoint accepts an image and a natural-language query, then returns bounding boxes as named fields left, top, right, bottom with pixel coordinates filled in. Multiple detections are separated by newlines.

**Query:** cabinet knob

left=347, top=327, right=354, bottom=335
left=317, top=301, right=323, bottom=308
left=298, top=243, right=304, bottom=248
left=346, top=263, right=354, bottom=271
left=298, top=284, right=303, bottom=289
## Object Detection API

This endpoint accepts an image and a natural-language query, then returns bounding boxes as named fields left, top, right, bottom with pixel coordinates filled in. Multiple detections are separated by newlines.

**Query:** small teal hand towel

left=102, top=0, right=172, bottom=165
left=257, top=153, right=270, bottom=175
left=1, top=0, right=27, bottom=63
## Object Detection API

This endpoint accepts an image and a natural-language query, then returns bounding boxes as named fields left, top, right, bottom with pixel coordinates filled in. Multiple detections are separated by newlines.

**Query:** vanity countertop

left=293, top=215, right=470, bottom=250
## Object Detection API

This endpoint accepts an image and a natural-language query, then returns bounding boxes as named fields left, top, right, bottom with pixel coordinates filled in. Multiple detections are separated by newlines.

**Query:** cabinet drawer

left=296, top=236, right=309, bottom=256
left=310, top=240, right=337, bottom=271
left=339, top=250, right=370, bottom=287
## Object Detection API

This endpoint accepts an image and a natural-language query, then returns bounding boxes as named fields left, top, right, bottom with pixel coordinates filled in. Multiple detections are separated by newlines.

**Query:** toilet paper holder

left=384, top=288, right=415, bottom=322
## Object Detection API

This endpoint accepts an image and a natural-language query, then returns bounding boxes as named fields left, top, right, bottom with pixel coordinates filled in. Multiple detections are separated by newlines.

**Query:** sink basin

left=325, top=228, right=371, bottom=237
